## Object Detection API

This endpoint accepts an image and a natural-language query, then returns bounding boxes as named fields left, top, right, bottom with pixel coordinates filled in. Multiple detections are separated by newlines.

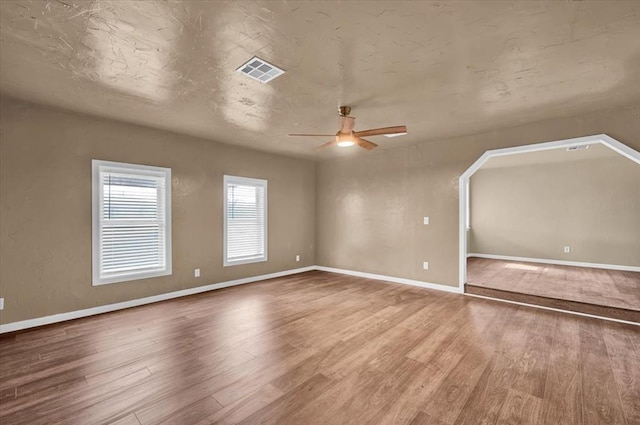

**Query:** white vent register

left=237, top=56, right=285, bottom=83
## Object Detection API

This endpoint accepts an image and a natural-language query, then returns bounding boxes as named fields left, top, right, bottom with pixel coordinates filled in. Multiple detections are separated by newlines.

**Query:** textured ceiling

left=1, top=1, right=639, bottom=159
left=481, top=143, right=622, bottom=169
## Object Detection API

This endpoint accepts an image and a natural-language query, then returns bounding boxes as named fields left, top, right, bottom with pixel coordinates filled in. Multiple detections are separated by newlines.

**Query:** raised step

left=465, top=284, right=640, bottom=323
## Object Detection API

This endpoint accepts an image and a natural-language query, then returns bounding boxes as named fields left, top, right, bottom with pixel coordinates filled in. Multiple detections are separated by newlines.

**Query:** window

left=92, top=160, right=171, bottom=285
left=224, top=175, right=267, bottom=266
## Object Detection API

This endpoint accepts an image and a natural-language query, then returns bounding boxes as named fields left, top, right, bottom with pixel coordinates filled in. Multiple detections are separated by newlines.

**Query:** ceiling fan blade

left=288, top=133, right=335, bottom=137
left=354, top=136, right=378, bottom=150
left=314, top=140, right=338, bottom=151
left=354, top=125, right=407, bottom=138
left=339, top=116, right=355, bottom=133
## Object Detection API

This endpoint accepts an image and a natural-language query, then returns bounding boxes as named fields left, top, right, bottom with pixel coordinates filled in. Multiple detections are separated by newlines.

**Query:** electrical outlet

left=296, top=255, right=300, bottom=262
left=0, top=298, right=4, bottom=311
left=194, top=268, right=200, bottom=278
left=564, top=246, right=571, bottom=254
left=423, top=216, right=429, bottom=225
left=423, top=262, right=429, bottom=270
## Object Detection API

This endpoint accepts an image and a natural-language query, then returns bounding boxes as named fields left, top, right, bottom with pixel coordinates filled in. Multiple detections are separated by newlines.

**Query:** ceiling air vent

left=236, top=56, right=285, bottom=83
left=566, top=145, right=590, bottom=151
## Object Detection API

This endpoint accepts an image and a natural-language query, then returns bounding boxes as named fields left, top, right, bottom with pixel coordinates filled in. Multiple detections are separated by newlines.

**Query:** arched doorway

left=458, top=134, right=640, bottom=321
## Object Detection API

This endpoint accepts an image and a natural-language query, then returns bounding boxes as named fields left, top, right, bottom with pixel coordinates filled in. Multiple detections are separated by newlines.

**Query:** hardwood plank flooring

left=0, top=270, right=638, bottom=425
left=467, top=257, right=640, bottom=311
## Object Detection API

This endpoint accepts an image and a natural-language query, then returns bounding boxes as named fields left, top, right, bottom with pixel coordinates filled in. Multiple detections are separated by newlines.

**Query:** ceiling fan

left=288, top=106, right=407, bottom=151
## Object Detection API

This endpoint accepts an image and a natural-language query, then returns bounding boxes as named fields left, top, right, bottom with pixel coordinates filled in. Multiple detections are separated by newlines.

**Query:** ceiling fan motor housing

left=337, top=132, right=353, bottom=142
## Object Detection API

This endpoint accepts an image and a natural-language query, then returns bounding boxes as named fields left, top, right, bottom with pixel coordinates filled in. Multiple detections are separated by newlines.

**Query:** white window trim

left=92, top=160, right=172, bottom=286
left=223, top=175, right=268, bottom=267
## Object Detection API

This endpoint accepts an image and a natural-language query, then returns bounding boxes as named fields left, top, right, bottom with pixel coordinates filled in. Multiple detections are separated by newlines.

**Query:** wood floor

left=467, top=257, right=640, bottom=311
left=1, top=270, right=639, bottom=425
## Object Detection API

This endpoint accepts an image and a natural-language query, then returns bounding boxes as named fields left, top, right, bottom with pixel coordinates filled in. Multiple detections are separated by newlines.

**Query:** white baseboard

left=0, top=266, right=315, bottom=334
left=467, top=253, right=640, bottom=273
left=464, top=293, right=639, bottom=326
left=314, top=266, right=462, bottom=294
left=15, top=258, right=635, bottom=334
left=0, top=264, right=463, bottom=333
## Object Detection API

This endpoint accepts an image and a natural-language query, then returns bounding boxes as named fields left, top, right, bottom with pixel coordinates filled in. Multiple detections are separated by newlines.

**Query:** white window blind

left=224, top=175, right=267, bottom=266
left=92, top=160, right=172, bottom=285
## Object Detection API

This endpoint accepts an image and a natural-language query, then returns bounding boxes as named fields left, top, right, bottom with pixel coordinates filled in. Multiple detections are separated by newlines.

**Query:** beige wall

left=1, top=98, right=639, bottom=324
left=316, top=103, right=640, bottom=288
left=468, top=157, right=640, bottom=266
left=0, top=98, right=316, bottom=324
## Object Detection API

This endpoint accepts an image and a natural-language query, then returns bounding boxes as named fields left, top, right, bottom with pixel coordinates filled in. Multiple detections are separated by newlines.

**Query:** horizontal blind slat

left=99, top=168, right=167, bottom=279
left=226, top=180, right=266, bottom=262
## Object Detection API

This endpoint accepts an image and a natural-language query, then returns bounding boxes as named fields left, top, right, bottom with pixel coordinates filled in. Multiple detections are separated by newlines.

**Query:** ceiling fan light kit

left=288, top=106, right=407, bottom=151
left=336, top=133, right=355, bottom=147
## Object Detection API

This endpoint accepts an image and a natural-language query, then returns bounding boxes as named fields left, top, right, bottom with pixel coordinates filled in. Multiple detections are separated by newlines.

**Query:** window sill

left=92, top=268, right=172, bottom=286
left=223, top=257, right=268, bottom=267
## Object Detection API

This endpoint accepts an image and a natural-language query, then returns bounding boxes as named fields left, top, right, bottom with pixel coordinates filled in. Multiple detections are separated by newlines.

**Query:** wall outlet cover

left=423, top=262, right=429, bottom=270
left=564, top=246, right=571, bottom=253
left=296, top=255, right=300, bottom=262
left=194, top=268, right=201, bottom=278
left=423, top=217, right=429, bottom=225
left=0, top=298, right=4, bottom=311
